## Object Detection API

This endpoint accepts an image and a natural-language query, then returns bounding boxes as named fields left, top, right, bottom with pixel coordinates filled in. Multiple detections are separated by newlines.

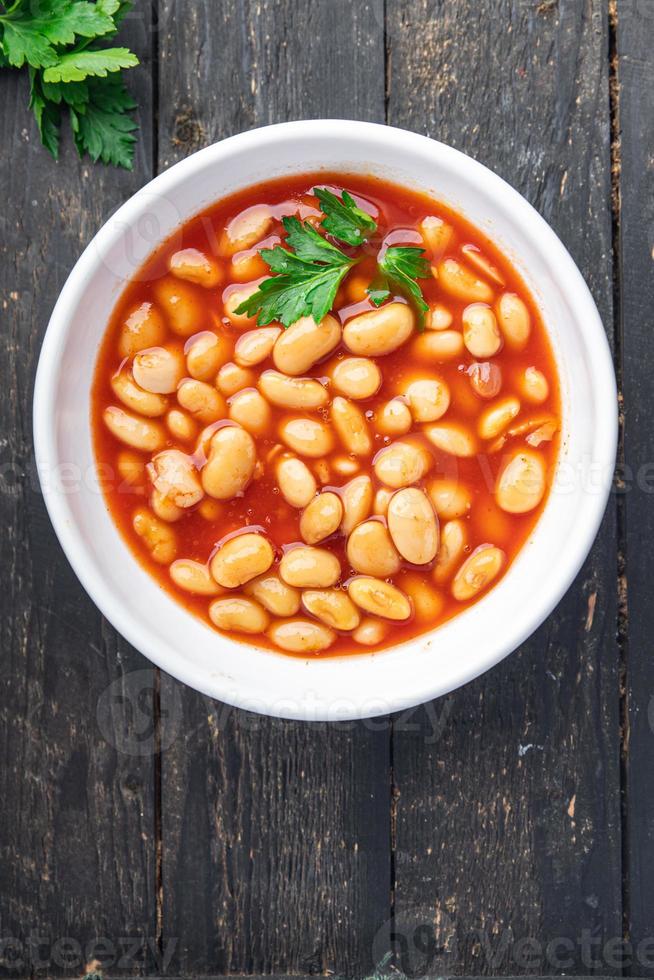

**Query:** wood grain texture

left=157, top=1, right=390, bottom=975
left=386, top=1, right=622, bottom=974
left=0, top=13, right=156, bottom=976
left=617, top=1, right=654, bottom=975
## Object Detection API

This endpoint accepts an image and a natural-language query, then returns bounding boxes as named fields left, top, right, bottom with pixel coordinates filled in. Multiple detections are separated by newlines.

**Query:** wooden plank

left=157, top=1, right=390, bottom=975
left=616, top=1, right=654, bottom=975
left=386, top=1, right=622, bottom=975
left=0, top=15, right=156, bottom=978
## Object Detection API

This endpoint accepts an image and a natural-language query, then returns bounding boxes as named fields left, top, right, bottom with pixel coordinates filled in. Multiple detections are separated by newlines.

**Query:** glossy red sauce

left=91, top=172, right=561, bottom=657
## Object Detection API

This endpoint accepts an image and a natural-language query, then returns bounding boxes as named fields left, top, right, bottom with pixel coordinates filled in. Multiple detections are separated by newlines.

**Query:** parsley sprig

left=0, top=0, right=140, bottom=168
left=314, top=186, right=377, bottom=246
left=236, top=187, right=431, bottom=329
left=368, top=246, right=431, bottom=328
left=235, top=216, right=357, bottom=328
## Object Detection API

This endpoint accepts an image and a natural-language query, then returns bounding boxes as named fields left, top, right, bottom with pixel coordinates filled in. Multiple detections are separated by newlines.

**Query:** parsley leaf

left=0, top=0, right=140, bottom=168
left=368, top=245, right=431, bottom=329
left=314, top=186, right=377, bottom=246
left=234, top=216, right=356, bottom=327
left=69, top=74, right=137, bottom=168
left=29, top=68, right=61, bottom=158
left=43, top=46, right=138, bottom=83
left=1, top=16, right=58, bottom=68
left=0, top=0, right=115, bottom=67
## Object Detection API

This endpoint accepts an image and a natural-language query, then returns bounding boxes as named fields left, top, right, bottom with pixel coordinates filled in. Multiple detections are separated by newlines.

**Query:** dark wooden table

left=1, top=1, right=653, bottom=977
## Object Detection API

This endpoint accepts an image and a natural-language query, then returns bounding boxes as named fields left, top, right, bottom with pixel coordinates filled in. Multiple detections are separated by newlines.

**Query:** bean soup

left=92, top=173, right=561, bottom=656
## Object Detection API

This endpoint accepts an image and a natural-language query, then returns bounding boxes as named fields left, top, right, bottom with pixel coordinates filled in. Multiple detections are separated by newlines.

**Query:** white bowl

left=33, top=120, right=617, bottom=721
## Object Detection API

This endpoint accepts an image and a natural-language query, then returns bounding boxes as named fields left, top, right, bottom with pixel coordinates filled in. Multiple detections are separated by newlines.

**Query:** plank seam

left=383, top=0, right=397, bottom=954
left=608, top=0, right=630, bottom=969
left=151, top=0, right=164, bottom=967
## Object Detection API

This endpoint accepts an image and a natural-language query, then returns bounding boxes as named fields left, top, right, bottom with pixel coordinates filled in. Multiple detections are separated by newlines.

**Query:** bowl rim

left=33, top=119, right=618, bottom=720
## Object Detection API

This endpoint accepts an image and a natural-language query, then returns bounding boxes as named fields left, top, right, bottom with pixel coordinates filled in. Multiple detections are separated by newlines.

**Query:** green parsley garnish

left=0, top=0, right=140, bottom=169
left=235, top=190, right=431, bottom=330
left=313, top=186, right=378, bottom=246
left=234, top=216, right=358, bottom=328
left=368, top=245, right=431, bottom=329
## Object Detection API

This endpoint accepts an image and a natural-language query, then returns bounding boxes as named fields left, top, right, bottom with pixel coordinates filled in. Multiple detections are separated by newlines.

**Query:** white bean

left=435, top=258, right=494, bottom=303
left=313, top=459, right=331, bottom=484
left=154, top=277, right=203, bottom=337
left=387, top=488, right=439, bottom=564
left=347, top=577, right=412, bottom=621
left=376, top=399, right=413, bottom=437
left=331, top=396, right=372, bottom=456
left=166, top=408, right=197, bottom=442
left=478, top=396, right=521, bottom=440
left=332, top=456, right=360, bottom=477
left=343, top=302, right=414, bottom=357
left=279, top=546, right=341, bottom=588
left=243, top=573, right=301, bottom=617
left=340, top=475, right=373, bottom=536
left=223, top=282, right=262, bottom=328
left=228, top=388, right=272, bottom=436
left=177, top=379, right=227, bottom=424
left=352, top=617, right=389, bottom=646
left=467, top=361, right=502, bottom=399
left=302, top=589, right=361, bottom=631
left=373, top=487, right=394, bottom=516
left=217, top=362, right=256, bottom=396
left=331, top=357, right=381, bottom=400
left=518, top=366, right=549, bottom=404
left=210, top=532, right=275, bottom=588
left=209, top=595, right=270, bottom=633
left=461, top=244, right=505, bottom=286
left=111, top=370, right=168, bottom=417
left=412, top=330, right=465, bottom=362
left=495, top=448, right=546, bottom=513
left=150, top=488, right=184, bottom=523
left=433, top=519, right=467, bottom=584
left=496, top=293, right=531, bottom=350
left=132, top=507, right=176, bottom=563
left=273, top=314, right=341, bottom=375
left=170, top=559, right=223, bottom=595
left=462, top=304, right=502, bottom=358
left=347, top=520, right=401, bottom=577
left=148, top=449, right=204, bottom=508
left=277, top=455, right=317, bottom=509
left=169, top=247, right=222, bottom=288
left=186, top=331, right=231, bottom=381
left=404, top=378, right=450, bottom=422
left=259, top=370, right=329, bottom=410
left=401, top=573, right=444, bottom=622
left=230, top=246, right=269, bottom=283
left=427, top=478, right=472, bottom=520
left=201, top=425, right=256, bottom=499
left=374, top=440, right=433, bottom=488
left=103, top=406, right=166, bottom=452
left=419, top=216, right=454, bottom=258
left=119, top=302, right=165, bottom=358
left=424, top=423, right=477, bottom=457
left=279, top=417, right=334, bottom=458
left=117, top=450, right=146, bottom=486
left=300, top=492, right=343, bottom=544
left=267, top=618, right=336, bottom=653
left=426, top=303, right=454, bottom=331
left=234, top=326, right=282, bottom=367
left=452, top=544, right=506, bottom=600
left=198, top=499, right=224, bottom=521
left=219, top=205, right=273, bottom=256
left=133, top=346, right=185, bottom=394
